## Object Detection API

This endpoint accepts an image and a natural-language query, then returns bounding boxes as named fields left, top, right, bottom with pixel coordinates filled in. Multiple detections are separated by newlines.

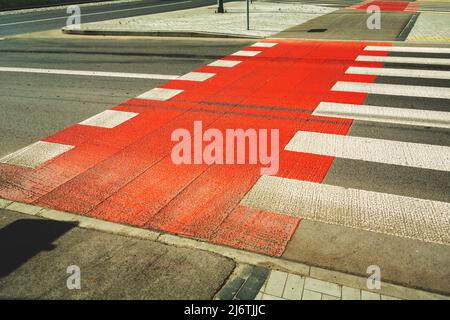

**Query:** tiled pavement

left=255, top=270, right=400, bottom=300
left=214, top=264, right=450, bottom=301
left=215, top=265, right=407, bottom=301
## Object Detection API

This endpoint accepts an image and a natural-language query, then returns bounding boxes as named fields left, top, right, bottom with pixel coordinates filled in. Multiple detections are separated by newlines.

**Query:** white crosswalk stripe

left=313, top=102, right=450, bottom=129
left=332, top=82, right=450, bottom=99
left=345, top=66, right=450, bottom=80
left=364, top=46, right=450, bottom=54
left=355, top=55, right=450, bottom=66
left=285, top=131, right=450, bottom=172
left=241, top=175, right=450, bottom=245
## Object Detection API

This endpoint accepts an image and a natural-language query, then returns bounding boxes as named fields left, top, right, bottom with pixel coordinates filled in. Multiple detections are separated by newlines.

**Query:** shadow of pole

left=0, top=219, right=77, bottom=278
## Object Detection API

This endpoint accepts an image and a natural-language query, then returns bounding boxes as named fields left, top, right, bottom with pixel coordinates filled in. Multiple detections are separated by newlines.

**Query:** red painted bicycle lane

left=0, top=40, right=390, bottom=256
left=348, top=0, right=418, bottom=12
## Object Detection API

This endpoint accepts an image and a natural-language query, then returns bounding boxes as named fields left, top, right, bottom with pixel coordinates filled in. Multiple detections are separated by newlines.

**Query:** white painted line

left=285, top=131, right=450, bottom=171
left=0, top=67, right=179, bottom=80
left=0, top=1, right=192, bottom=27
left=365, top=45, right=450, bottom=54
left=242, top=175, right=450, bottom=245
left=313, top=102, right=450, bottom=129
left=137, top=88, right=183, bottom=101
left=79, top=110, right=139, bottom=128
left=356, top=55, right=450, bottom=66
left=0, top=141, right=74, bottom=168
left=231, top=50, right=261, bottom=57
left=251, top=42, right=278, bottom=48
left=177, top=72, right=215, bottom=82
left=208, top=59, right=242, bottom=68
left=346, top=66, right=450, bottom=80
left=332, top=81, right=450, bottom=99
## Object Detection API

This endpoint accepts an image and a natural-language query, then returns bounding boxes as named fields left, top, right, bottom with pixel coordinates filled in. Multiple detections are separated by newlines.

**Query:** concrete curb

left=1, top=198, right=449, bottom=300
left=61, top=27, right=263, bottom=39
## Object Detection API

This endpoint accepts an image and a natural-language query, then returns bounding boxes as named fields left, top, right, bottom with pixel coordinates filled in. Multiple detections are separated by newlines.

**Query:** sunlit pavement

left=0, top=0, right=449, bottom=299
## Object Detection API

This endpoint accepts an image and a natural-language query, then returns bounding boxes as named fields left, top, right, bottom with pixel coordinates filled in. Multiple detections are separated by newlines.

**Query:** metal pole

left=217, top=0, right=224, bottom=13
left=246, top=0, right=249, bottom=30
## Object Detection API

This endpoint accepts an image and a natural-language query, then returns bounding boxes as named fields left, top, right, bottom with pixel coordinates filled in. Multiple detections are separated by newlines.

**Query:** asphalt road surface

left=0, top=0, right=218, bottom=36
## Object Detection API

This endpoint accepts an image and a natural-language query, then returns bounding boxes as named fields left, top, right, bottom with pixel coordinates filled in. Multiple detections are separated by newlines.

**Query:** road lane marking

left=0, top=141, right=74, bottom=168
left=0, top=1, right=193, bottom=27
left=313, top=102, right=450, bottom=129
left=208, top=59, right=242, bottom=67
left=285, top=131, right=450, bottom=171
left=251, top=42, right=278, bottom=47
left=137, top=88, right=183, bottom=101
left=356, top=55, right=450, bottom=66
left=231, top=50, right=262, bottom=57
left=0, top=67, right=179, bottom=80
left=79, top=110, right=139, bottom=128
left=241, top=175, right=450, bottom=245
left=332, top=81, right=450, bottom=99
left=177, top=72, right=216, bottom=82
left=365, top=45, right=450, bottom=54
left=346, top=66, right=450, bottom=80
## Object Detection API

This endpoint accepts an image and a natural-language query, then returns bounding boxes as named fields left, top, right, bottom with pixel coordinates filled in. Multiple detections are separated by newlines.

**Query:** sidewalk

left=1, top=200, right=448, bottom=300
left=0, top=207, right=235, bottom=299
left=407, top=12, right=450, bottom=42
left=62, top=1, right=337, bottom=38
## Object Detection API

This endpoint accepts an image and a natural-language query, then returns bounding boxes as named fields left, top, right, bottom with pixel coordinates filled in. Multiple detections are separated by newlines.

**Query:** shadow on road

left=0, top=219, right=77, bottom=278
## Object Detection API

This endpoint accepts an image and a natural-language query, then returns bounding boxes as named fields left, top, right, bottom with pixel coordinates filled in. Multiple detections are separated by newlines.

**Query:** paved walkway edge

left=61, top=27, right=262, bottom=39
left=1, top=197, right=448, bottom=300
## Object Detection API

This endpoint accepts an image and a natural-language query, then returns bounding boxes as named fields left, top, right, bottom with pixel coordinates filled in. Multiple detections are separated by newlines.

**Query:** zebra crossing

left=242, top=44, right=450, bottom=246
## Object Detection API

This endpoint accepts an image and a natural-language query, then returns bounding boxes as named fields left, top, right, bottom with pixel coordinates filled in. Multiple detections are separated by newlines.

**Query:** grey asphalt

left=0, top=36, right=252, bottom=158
left=0, top=209, right=235, bottom=299
left=0, top=0, right=218, bottom=37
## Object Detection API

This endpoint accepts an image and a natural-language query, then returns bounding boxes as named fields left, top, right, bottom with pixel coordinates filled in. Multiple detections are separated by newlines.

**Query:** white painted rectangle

left=241, top=175, right=450, bottom=245
left=137, top=88, right=183, bottom=101
left=207, top=60, right=242, bottom=68
left=332, top=81, right=450, bottom=99
left=231, top=50, right=261, bottom=57
left=313, top=102, right=450, bottom=129
left=364, top=45, right=450, bottom=54
left=251, top=42, right=278, bottom=47
left=0, top=67, right=179, bottom=80
left=285, top=131, right=450, bottom=171
left=177, top=72, right=215, bottom=82
left=0, top=141, right=74, bottom=168
left=79, top=110, right=139, bottom=128
left=346, top=66, right=450, bottom=80
left=356, top=55, right=450, bottom=66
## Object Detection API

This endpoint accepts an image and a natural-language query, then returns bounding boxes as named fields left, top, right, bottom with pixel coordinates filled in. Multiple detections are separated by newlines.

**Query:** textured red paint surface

left=0, top=40, right=390, bottom=256
left=350, top=0, right=414, bottom=12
